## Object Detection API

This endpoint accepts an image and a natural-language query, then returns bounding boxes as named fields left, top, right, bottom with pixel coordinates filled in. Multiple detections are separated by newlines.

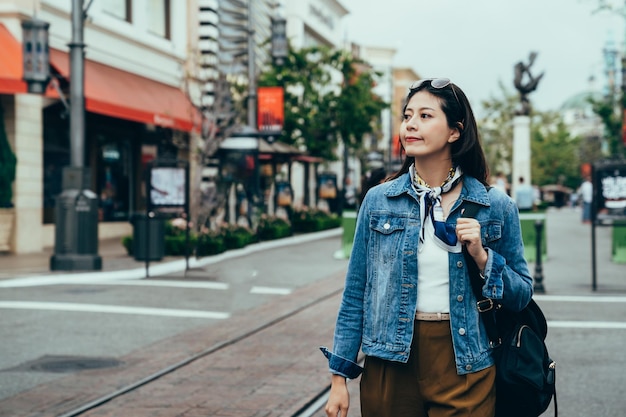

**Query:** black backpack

left=462, top=200, right=557, bottom=417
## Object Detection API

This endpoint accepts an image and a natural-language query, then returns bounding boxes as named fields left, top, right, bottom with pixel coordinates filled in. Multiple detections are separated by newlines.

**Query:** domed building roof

left=559, top=91, right=604, bottom=112
left=559, top=91, right=604, bottom=139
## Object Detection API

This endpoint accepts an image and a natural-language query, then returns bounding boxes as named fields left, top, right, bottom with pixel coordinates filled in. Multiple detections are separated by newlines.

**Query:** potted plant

left=0, top=102, right=17, bottom=252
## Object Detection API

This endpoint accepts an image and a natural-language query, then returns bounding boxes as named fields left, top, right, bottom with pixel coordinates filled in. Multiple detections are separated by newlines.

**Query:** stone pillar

left=512, top=115, right=531, bottom=199
left=10, top=94, right=44, bottom=253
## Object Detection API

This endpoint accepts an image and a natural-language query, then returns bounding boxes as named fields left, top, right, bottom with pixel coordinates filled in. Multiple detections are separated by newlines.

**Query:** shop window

left=97, top=139, right=131, bottom=222
left=103, top=0, right=132, bottom=22
left=146, top=0, right=170, bottom=39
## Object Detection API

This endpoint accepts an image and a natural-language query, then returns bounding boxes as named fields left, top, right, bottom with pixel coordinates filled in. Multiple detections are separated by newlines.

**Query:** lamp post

left=48, top=0, right=101, bottom=270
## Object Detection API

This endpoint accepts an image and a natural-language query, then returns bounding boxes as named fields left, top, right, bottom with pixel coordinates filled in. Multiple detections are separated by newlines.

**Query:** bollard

left=533, top=219, right=545, bottom=293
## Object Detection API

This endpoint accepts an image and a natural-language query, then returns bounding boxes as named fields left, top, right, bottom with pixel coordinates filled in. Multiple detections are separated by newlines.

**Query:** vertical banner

left=257, top=86, right=284, bottom=134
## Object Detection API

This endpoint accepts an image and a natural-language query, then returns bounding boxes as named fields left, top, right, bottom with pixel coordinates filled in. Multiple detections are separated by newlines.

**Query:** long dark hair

left=389, top=79, right=490, bottom=185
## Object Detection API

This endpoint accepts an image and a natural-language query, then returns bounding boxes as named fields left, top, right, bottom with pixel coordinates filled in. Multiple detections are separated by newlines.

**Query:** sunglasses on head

left=409, top=78, right=452, bottom=90
left=409, top=78, right=461, bottom=108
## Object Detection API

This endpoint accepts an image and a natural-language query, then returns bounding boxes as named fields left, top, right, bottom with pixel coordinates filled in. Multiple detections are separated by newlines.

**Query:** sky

left=339, top=0, right=625, bottom=114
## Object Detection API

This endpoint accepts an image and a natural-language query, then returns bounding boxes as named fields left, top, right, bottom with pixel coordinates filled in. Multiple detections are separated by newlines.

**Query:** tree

left=479, top=81, right=518, bottom=177
left=530, top=114, right=581, bottom=189
left=590, top=94, right=626, bottom=159
left=258, top=45, right=387, bottom=163
left=479, top=82, right=583, bottom=188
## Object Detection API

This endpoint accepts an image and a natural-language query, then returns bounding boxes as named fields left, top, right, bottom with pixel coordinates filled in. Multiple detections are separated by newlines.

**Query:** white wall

left=36, top=0, right=188, bottom=87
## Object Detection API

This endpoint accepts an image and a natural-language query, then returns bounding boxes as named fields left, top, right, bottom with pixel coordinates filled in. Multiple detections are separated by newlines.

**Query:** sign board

left=147, top=159, right=189, bottom=215
left=257, top=86, right=284, bottom=134
left=592, top=160, right=626, bottom=222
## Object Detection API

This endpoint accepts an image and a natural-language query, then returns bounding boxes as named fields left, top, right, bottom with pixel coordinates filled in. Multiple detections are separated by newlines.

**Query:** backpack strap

left=461, top=190, right=501, bottom=347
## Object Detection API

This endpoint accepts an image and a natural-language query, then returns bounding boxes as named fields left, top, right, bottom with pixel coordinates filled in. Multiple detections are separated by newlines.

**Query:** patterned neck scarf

left=410, top=164, right=464, bottom=253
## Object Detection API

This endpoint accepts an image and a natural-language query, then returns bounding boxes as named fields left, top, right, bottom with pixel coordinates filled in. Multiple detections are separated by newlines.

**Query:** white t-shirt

left=417, top=219, right=450, bottom=313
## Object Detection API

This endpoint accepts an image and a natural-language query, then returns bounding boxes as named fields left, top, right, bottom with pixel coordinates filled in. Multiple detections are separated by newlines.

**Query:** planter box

left=0, top=208, right=14, bottom=252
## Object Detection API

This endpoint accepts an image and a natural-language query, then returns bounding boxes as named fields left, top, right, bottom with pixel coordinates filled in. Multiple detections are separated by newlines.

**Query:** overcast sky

left=340, top=0, right=624, bottom=113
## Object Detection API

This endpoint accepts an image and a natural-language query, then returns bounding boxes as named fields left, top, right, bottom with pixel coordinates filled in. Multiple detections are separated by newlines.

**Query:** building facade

left=0, top=0, right=200, bottom=253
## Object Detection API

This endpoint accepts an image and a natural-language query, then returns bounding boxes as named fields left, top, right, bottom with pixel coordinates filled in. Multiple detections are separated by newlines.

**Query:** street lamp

left=21, top=18, right=50, bottom=94
left=271, top=16, right=288, bottom=66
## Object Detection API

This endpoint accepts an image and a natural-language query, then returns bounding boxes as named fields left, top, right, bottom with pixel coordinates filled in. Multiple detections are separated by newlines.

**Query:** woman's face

left=400, top=90, right=460, bottom=160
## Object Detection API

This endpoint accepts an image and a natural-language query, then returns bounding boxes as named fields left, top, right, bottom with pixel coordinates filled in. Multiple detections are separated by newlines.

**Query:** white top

left=580, top=180, right=593, bottom=203
left=417, top=218, right=450, bottom=313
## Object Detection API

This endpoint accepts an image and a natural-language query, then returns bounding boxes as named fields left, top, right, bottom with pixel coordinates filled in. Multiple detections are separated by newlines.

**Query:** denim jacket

left=321, top=173, right=533, bottom=378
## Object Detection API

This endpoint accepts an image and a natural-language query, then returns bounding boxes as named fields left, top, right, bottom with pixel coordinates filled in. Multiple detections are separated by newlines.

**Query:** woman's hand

left=325, top=374, right=350, bottom=417
left=456, top=218, right=488, bottom=271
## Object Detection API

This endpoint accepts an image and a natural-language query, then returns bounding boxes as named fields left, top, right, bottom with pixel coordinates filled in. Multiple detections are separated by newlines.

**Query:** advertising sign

left=147, top=160, right=189, bottom=214
left=318, top=172, right=337, bottom=200
left=257, top=86, right=284, bottom=134
left=593, top=161, right=626, bottom=221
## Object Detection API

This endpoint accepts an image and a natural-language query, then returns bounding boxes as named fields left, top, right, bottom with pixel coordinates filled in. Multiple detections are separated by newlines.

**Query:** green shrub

left=164, top=234, right=197, bottom=256
left=220, top=224, right=254, bottom=249
left=196, top=230, right=226, bottom=256
left=122, top=235, right=133, bottom=256
left=292, top=207, right=340, bottom=233
left=257, top=215, right=291, bottom=240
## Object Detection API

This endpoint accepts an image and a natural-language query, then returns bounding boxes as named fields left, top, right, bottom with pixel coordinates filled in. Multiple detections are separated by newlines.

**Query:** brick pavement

left=0, top=267, right=346, bottom=417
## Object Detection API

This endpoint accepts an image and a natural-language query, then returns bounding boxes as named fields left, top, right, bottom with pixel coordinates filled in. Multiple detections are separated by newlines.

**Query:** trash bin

left=131, top=213, right=165, bottom=261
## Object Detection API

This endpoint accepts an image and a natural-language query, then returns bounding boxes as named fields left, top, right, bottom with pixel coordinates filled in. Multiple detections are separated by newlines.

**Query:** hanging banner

left=257, top=86, right=284, bottom=134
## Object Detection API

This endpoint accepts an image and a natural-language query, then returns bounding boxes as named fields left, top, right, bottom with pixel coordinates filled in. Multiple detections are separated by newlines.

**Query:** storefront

left=0, top=23, right=199, bottom=253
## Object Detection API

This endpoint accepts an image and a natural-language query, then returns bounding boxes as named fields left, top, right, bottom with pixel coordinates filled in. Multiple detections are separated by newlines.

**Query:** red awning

left=49, top=49, right=199, bottom=132
left=0, top=24, right=28, bottom=94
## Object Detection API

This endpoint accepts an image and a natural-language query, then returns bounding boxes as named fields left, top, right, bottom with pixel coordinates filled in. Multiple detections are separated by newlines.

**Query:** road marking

left=548, top=320, right=626, bottom=329
left=250, top=286, right=292, bottom=295
left=80, top=280, right=229, bottom=290
left=0, top=301, right=230, bottom=319
left=535, top=295, right=626, bottom=303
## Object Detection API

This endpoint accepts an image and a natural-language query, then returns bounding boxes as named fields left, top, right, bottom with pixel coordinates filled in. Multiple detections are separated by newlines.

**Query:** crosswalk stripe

left=249, top=286, right=292, bottom=295
left=535, top=295, right=626, bottom=303
left=548, top=320, right=626, bottom=329
left=81, top=280, right=229, bottom=290
left=0, top=301, right=230, bottom=319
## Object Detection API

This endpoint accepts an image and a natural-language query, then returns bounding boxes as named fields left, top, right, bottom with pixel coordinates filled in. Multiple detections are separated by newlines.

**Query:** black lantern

left=271, top=16, right=288, bottom=65
left=21, top=18, right=50, bottom=94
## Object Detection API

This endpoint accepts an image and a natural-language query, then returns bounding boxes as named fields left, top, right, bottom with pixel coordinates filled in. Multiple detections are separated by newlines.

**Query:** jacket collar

left=384, top=171, right=491, bottom=208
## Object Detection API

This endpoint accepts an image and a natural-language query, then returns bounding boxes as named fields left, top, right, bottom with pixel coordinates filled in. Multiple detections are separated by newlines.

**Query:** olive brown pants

left=360, top=320, right=496, bottom=417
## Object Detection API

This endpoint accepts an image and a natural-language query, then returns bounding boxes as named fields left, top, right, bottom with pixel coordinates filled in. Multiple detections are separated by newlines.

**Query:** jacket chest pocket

left=369, top=214, right=408, bottom=258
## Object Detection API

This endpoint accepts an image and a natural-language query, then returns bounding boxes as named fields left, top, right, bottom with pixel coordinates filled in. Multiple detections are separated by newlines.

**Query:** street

left=0, top=208, right=625, bottom=416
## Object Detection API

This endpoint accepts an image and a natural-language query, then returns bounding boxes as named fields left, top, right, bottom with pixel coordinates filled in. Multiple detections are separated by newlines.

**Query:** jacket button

left=458, top=328, right=466, bottom=335
left=384, top=223, right=390, bottom=229
left=465, top=364, right=472, bottom=371
left=457, top=295, right=463, bottom=302
left=456, top=261, right=463, bottom=268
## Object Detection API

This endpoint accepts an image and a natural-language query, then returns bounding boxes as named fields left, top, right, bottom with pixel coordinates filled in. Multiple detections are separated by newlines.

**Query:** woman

left=321, top=78, right=533, bottom=417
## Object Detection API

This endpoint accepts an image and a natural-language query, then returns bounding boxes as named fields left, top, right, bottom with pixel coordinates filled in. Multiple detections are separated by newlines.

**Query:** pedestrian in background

left=515, top=176, right=535, bottom=212
left=580, top=175, right=593, bottom=223
left=321, top=78, right=533, bottom=417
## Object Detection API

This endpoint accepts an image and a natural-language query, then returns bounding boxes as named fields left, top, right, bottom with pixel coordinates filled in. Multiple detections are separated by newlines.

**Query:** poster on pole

left=257, top=86, right=284, bottom=134
left=592, top=160, right=626, bottom=222
left=147, top=159, right=189, bottom=215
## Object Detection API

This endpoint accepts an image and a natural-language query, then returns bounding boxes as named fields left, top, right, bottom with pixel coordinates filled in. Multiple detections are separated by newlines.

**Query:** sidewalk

left=0, top=228, right=343, bottom=282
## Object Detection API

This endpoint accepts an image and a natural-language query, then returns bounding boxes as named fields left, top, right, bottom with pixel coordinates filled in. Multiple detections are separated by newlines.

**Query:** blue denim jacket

left=321, top=173, right=533, bottom=378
